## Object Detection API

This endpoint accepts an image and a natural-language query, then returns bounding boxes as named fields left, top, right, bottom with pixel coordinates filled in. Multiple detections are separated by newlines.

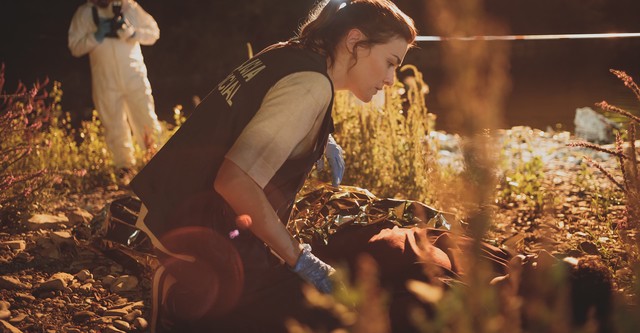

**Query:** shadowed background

left=1, top=0, right=639, bottom=132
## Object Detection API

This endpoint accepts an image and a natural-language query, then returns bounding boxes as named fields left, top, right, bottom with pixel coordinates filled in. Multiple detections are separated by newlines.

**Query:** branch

left=567, top=141, right=628, bottom=159
left=596, top=101, right=640, bottom=124
left=610, top=69, right=640, bottom=105
left=583, top=155, right=626, bottom=193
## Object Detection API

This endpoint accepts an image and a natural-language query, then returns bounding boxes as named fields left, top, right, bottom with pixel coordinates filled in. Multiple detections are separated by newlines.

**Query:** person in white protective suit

left=68, top=0, right=162, bottom=176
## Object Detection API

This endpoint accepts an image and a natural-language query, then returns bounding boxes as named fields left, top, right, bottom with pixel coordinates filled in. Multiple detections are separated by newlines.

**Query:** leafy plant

left=324, top=65, right=437, bottom=204
left=498, top=154, right=546, bottom=210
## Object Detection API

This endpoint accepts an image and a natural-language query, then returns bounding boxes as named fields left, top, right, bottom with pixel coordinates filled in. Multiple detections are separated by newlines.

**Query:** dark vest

left=129, top=45, right=334, bottom=244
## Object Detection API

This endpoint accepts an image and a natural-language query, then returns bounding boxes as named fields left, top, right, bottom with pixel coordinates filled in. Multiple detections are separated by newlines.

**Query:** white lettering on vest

left=217, top=58, right=267, bottom=106
left=217, top=74, right=241, bottom=106
left=237, top=58, right=266, bottom=82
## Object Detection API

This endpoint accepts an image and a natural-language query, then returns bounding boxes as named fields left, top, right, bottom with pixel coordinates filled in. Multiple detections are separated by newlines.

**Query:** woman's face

left=346, top=36, right=409, bottom=102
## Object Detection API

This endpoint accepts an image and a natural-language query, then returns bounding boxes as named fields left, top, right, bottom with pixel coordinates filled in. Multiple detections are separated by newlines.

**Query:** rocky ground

left=0, top=127, right=636, bottom=333
left=0, top=188, right=151, bottom=333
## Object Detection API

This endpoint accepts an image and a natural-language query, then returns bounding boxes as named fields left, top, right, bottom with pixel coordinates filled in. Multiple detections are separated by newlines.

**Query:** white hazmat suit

left=68, top=0, right=162, bottom=169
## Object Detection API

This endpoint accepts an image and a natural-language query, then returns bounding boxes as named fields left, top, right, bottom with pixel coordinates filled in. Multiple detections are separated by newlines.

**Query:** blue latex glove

left=292, top=244, right=335, bottom=293
left=94, top=18, right=111, bottom=43
left=324, top=134, right=345, bottom=186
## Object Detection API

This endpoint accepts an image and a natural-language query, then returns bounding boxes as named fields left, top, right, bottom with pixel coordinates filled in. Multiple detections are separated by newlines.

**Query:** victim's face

left=346, top=37, right=409, bottom=102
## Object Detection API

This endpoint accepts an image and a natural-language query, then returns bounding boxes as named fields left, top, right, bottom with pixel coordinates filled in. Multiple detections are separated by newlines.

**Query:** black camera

left=108, top=1, right=124, bottom=37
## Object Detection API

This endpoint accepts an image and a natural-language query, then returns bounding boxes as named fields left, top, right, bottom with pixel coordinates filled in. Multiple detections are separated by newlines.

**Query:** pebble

left=578, top=241, right=599, bottom=255
left=26, top=214, right=70, bottom=230
left=37, top=278, right=67, bottom=292
left=98, top=316, right=119, bottom=324
left=37, top=291, right=57, bottom=299
left=121, top=301, right=144, bottom=312
left=103, top=308, right=128, bottom=317
left=616, top=267, right=633, bottom=277
left=0, top=276, right=32, bottom=290
left=73, top=310, right=96, bottom=323
left=0, top=320, right=22, bottom=333
left=74, top=269, right=93, bottom=282
left=8, top=313, right=27, bottom=323
left=0, top=240, right=26, bottom=251
left=110, top=275, right=138, bottom=293
left=122, top=309, right=141, bottom=322
left=50, top=231, right=75, bottom=247
left=51, top=272, right=75, bottom=284
left=104, top=325, right=126, bottom=333
left=66, top=207, right=93, bottom=226
left=133, top=317, right=148, bottom=330
left=14, top=293, right=35, bottom=301
left=0, top=300, right=10, bottom=320
left=113, top=319, right=130, bottom=331
left=79, top=283, right=93, bottom=293
left=102, top=275, right=116, bottom=287
left=64, top=328, right=83, bottom=333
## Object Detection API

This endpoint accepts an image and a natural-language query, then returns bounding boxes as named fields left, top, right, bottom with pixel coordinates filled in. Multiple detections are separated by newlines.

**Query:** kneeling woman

left=129, top=0, right=416, bottom=331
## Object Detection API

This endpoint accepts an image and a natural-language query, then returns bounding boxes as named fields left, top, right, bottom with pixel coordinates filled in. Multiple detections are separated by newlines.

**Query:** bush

left=0, top=65, right=184, bottom=217
left=0, top=64, right=56, bottom=215
left=325, top=64, right=437, bottom=204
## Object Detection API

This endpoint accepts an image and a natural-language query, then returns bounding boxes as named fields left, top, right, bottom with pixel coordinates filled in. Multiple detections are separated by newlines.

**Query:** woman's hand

left=292, top=244, right=335, bottom=293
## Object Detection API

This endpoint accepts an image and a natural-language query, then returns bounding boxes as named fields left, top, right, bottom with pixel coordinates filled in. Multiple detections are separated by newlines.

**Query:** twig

left=583, top=155, right=626, bottom=192
left=567, top=141, right=628, bottom=159
left=616, top=133, right=630, bottom=192
left=596, top=101, right=640, bottom=124
left=610, top=69, right=640, bottom=105
left=626, top=124, right=639, bottom=192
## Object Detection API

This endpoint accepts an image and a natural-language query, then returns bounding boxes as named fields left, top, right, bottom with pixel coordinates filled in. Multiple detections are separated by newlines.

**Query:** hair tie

left=338, top=0, right=350, bottom=11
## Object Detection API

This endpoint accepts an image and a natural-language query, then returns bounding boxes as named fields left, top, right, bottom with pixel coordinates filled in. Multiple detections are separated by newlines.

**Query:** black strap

left=91, top=6, right=99, bottom=27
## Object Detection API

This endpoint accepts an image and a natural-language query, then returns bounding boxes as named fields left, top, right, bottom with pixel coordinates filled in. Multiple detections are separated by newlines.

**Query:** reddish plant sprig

left=573, top=69, right=640, bottom=229
left=616, top=133, right=630, bottom=192
left=583, top=155, right=625, bottom=192
left=596, top=101, right=640, bottom=125
left=567, top=141, right=628, bottom=160
left=0, top=66, right=53, bottom=211
left=611, top=69, right=640, bottom=105
left=626, top=124, right=639, bottom=192
left=0, top=145, right=33, bottom=173
left=0, top=170, right=47, bottom=206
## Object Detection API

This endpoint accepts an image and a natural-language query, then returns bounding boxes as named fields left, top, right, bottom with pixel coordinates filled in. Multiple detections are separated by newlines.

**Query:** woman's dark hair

left=292, top=0, right=417, bottom=65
